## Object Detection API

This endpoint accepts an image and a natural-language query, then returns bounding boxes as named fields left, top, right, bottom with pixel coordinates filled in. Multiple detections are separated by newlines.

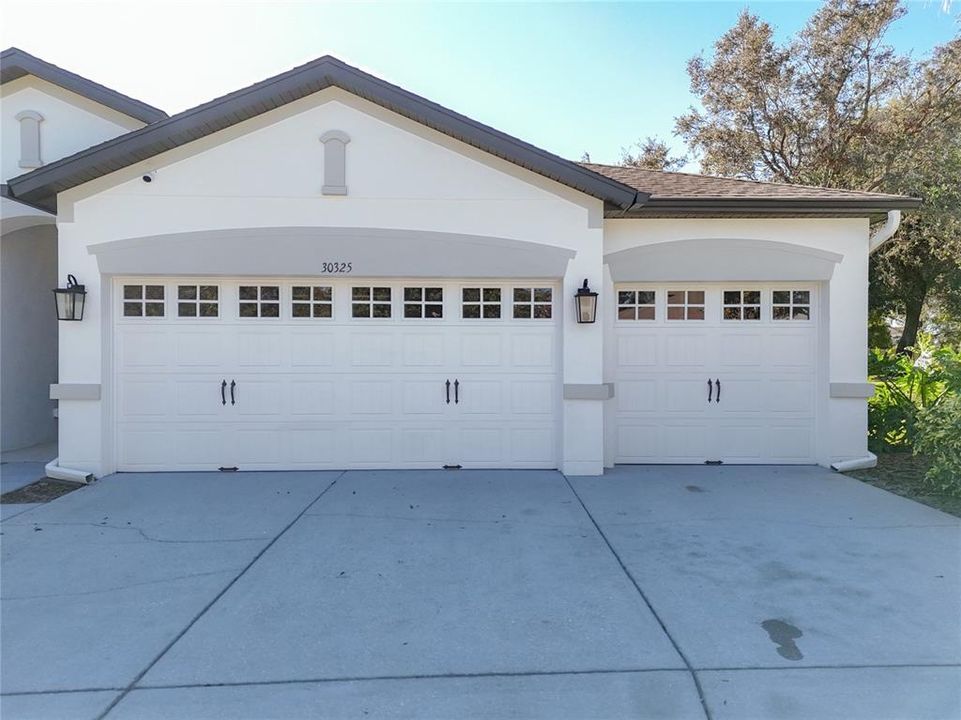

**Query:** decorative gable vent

left=15, top=109, right=44, bottom=168
left=319, top=130, right=350, bottom=195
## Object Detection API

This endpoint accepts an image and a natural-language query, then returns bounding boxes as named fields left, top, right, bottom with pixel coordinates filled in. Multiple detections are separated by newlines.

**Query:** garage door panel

left=237, top=330, right=284, bottom=368
left=510, top=334, right=554, bottom=368
left=402, top=380, right=447, bottom=414
left=509, top=380, right=554, bottom=415
left=510, top=427, right=555, bottom=464
left=119, top=329, right=171, bottom=370
left=616, top=379, right=657, bottom=414
left=616, top=424, right=658, bottom=461
left=174, top=378, right=224, bottom=417
left=767, top=423, right=814, bottom=460
left=714, top=378, right=764, bottom=414
left=350, top=333, right=394, bottom=367
left=660, top=422, right=712, bottom=461
left=457, top=427, right=504, bottom=463
left=664, top=378, right=713, bottom=414
left=348, top=428, right=393, bottom=463
left=349, top=380, right=395, bottom=414
left=457, top=379, right=504, bottom=415
left=664, top=334, right=710, bottom=367
left=114, top=278, right=558, bottom=471
left=617, top=335, right=657, bottom=368
left=289, top=380, right=336, bottom=416
left=233, top=379, right=285, bottom=417
left=226, top=427, right=284, bottom=466
left=614, top=284, right=817, bottom=465
left=460, top=333, right=503, bottom=366
left=399, top=427, right=448, bottom=464
left=285, top=427, right=338, bottom=465
left=119, top=378, right=170, bottom=418
left=763, top=332, right=815, bottom=368
left=717, top=333, right=764, bottom=367
left=290, top=332, right=335, bottom=367
left=402, top=334, right=445, bottom=367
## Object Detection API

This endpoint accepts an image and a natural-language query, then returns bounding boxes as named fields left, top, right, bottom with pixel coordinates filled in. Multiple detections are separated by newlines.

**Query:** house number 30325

left=321, top=262, right=353, bottom=273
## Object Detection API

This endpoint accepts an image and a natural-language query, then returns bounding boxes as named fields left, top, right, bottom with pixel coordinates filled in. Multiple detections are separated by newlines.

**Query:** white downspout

left=45, top=458, right=94, bottom=484
left=831, top=452, right=878, bottom=473
left=868, top=210, right=902, bottom=254
left=835, top=213, right=901, bottom=472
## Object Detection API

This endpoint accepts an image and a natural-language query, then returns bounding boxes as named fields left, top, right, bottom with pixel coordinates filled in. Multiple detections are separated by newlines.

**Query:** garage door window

left=239, top=285, right=280, bottom=318
left=292, top=286, right=332, bottom=318
left=352, top=286, right=392, bottom=318
left=123, top=284, right=165, bottom=317
left=403, top=287, right=443, bottom=318
left=617, top=290, right=656, bottom=320
left=513, top=287, right=552, bottom=319
left=667, top=290, right=704, bottom=320
left=723, top=290, right=761, bottom=321
left=462, top=287, right=501, bottom=319
left=177, top=285, right=219, bottom=318
left=773, top=290, right=811, bottom=320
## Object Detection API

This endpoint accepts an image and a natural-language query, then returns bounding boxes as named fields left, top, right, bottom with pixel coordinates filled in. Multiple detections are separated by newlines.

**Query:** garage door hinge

left=218, top=466, right=239, bottom=472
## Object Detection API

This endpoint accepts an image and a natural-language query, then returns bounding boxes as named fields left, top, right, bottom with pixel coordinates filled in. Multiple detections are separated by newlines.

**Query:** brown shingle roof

left=580, top=162, right=918, bottom=216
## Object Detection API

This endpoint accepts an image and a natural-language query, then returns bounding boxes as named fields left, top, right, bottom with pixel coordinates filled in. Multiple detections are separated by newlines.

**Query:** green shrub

left=914, top=393, right=961, bottom=497
left=867, top=337, right=951, bottom=451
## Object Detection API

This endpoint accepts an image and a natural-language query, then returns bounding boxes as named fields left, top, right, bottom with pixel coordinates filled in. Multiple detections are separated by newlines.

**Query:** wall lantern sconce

left=53, top=274, right=86, bottom=321
left=575, top=279, right=598, bottom=324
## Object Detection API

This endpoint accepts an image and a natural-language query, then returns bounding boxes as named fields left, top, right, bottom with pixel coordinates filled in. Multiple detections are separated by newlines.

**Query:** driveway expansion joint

left=94, top=472, right=345, bottom=720
left=562, top=473, right=714, bottom=720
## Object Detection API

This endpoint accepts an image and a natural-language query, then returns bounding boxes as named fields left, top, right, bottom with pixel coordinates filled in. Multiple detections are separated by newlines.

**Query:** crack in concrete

left=10, top=521, right=267, bottom=545
left=2, top=568, right=242, bottom=601
left=306, top=511, right=582, bottom=530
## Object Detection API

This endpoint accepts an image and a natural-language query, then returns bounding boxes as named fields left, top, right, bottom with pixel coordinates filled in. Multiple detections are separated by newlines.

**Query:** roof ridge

left=1, top=46, right=167, bottom=123
left=578, top=161, right=902, bottom=199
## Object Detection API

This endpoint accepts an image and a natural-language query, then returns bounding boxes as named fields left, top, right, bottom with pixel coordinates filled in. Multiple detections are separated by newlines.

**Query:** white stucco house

left=1, top=48, right=167, bottom=453
left=1, top=50, right=918, bottom=478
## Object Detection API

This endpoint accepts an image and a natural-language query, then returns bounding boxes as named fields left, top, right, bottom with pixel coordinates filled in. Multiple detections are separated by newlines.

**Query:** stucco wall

left=602, top=217, right=872, bottom=466
left=1, top=224, right=58, bottom=450
left=54, top=89, right=607, bottom=476
left=1, top=76, right=144, bottom=183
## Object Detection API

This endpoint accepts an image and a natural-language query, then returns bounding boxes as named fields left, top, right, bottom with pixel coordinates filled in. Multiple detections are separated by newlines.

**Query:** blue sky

left=2, top=1, right=956, bottom=167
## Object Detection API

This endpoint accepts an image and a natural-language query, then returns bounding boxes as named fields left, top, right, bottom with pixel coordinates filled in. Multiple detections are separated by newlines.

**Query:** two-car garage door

left=613, top=284, right=819, bottom=464
left=114, top=278, right=559, bottom=471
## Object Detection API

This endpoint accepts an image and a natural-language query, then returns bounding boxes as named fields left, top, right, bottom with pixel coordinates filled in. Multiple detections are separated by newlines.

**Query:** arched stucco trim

left=14, top=109, right=44, bottom=169
left=604, top=237, right=844, bottom=282
left=87, top=226, right=576, bottom=278
left=319, top=129, right=351, bottom=195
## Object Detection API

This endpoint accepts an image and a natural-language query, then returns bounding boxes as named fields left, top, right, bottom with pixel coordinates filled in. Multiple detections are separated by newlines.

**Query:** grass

left=847, top=452, right=961, bottom=518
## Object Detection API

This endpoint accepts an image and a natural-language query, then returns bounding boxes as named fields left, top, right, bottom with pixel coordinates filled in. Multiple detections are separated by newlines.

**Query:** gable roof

left=582, top=163, right=919, bottom=216
left=1, top=47, right=167, bottom=125
left=4, top=55, right=643, bottom=214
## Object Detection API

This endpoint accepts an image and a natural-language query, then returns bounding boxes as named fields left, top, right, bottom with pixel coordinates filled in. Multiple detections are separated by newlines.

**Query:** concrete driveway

left=1, top=466, right=958, bottom=719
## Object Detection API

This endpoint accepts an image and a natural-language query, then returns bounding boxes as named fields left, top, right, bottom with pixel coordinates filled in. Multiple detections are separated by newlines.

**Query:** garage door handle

left=715, top=378, right=721, bottom=403
left=221, top=379, right=227, bottom=406
left=445, top=379, right=451, bottom=404
left=230, top=380, right=236, bottom=405
left=454, top=379, right=460, bottom=404
left=707, top=378, right=713, bottom=403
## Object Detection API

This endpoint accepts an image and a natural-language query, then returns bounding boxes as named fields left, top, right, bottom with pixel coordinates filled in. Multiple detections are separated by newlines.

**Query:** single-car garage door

left=613, top=284, right=818, bottom=464
left=114, top=278, right=559, bottom=471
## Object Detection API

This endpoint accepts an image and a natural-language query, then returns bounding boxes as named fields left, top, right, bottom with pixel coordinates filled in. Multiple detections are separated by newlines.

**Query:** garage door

left=613, top=284, right=818, bottom=464
left=114, top=278, right=559, bottom=471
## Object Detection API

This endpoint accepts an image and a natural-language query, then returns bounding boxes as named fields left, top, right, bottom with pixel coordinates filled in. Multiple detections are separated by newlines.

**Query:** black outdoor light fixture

left=53, top=274, right=87, bottom=321
left=575, top=279, right=598, bottom=324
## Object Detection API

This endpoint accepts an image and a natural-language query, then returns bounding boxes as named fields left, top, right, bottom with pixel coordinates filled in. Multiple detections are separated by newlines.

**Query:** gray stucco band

left=830, top=382, right=875, bottom=399
left=50, top=384, right=101, bottom=401
left=563, top=383, right=615, bottom=401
